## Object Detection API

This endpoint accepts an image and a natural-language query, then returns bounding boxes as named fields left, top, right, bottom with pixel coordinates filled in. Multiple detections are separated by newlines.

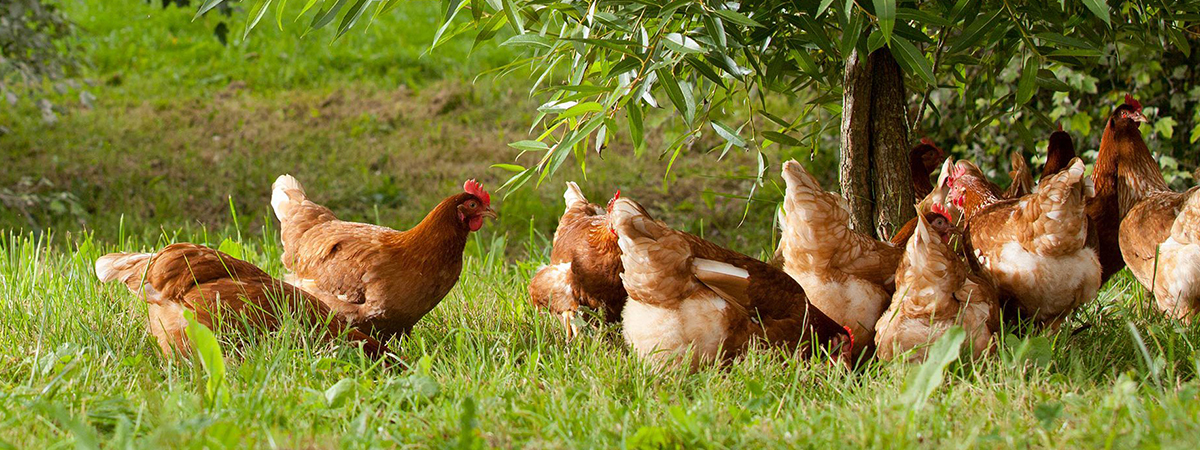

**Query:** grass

left=2, top=1, right=1199, bottom=448
left=1, top=228, right=1199, bottom=448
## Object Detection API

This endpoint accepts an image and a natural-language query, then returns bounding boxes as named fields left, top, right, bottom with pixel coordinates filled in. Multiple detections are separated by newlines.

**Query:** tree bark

left=839, top=48, right=876, bottom=235
left=867, top=50, right=915, bottom=238
left=838, top=47, right=916, bottom=239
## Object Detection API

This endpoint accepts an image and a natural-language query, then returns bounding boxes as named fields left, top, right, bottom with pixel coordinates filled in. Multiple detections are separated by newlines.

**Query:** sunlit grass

left=1, top=225, right=1198, bottom=448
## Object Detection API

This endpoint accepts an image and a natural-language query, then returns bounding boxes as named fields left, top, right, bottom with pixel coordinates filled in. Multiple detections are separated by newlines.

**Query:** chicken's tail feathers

left=95, top=252, right=153, bottom=291
left=271, top=174, right=308, bottom=222
left=781, top=160, right=822, bottom=193
left=1037, top=158, right=1091, bottom=203
left=1172, top=188, right=1200, bottom=243
left=563, top=181, right=588, bottom=209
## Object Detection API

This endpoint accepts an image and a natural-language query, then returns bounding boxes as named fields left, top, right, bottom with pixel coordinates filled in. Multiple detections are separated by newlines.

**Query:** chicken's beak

left=1131, top=111, right=1149, bottom=123
left=480, top=207, right=499, bottom=220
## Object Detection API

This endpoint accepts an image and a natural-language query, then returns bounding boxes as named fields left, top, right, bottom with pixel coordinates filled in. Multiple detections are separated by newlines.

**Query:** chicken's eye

left=466, top=201, right=478, bottom=208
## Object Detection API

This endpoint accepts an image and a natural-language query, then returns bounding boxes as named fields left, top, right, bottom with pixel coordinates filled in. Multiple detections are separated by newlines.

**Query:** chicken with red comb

left=529, top=183, right=626, bottom=340
left=1110, top=95, right=1200, bottom=320
left=271, top=175, right=497, bottom=342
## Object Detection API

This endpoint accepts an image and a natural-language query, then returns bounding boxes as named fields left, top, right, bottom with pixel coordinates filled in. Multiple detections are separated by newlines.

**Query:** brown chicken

left=271, top=176, right=497, bottom=342
left=948, top=157, right=1100, bottom=327
left=610, top=197, right=851, bottom=369
left=910, top=137, right=947, bottom=199
left=892, top=158, right=955, bottom=246
left=95, top=243, right=386, bottom=357
left=528, top=182, right=625, bottom=339
left=1004, top=151, right=1035, bottom=199
left=1041, top=124, right=1077, bottom=181
left=1106, top=97, right=1200, bottom=320
left=875, top=210, right=999, bottom=361
left=778, top=160, right=903, bottom=352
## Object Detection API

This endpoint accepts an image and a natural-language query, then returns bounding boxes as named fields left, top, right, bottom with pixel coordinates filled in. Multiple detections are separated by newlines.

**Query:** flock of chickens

left=95, top=95, right=1199, bottom=370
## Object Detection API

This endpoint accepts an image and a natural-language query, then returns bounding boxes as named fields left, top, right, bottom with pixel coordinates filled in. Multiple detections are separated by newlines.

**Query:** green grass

left=1, top=229, right=1199, bottom=448
left=3, top=1, right=1200, bottom=448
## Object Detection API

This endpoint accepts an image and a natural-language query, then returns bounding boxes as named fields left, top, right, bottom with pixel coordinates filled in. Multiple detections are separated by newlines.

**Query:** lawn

left=1, top=1, right=1199, bottom=448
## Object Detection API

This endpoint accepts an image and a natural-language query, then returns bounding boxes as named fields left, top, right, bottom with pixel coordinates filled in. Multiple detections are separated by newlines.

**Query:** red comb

left=931, top=202, right=952, bottom=222
left=1057, top=122, right=1063, bottom=132
left=921, top=137, right=935, bottom=146
left=463, top=179, right=490, bottom=207
left=614, top=189, right=620, bottom=200
left=844, top=326, right=855, bottom=351
left=1125, top=93, right=1142, bottom=112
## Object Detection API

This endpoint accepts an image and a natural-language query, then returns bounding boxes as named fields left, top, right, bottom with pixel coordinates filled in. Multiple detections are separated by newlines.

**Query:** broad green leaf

left=627, top=102, right=645, bottom=155
left=899, top=327, right=965, bottom=411
left=193, top=0, right=227, bottom=20
left=558, top=102, right=604, bottom=120
left=686, top=57, right=726, bottom=87
left=817, top=0, right=834, bottom=16
left=183, top=310, right=227, bottom=406
left=244, top=0, right=273, bottom=39
left=1016, top=56, right=1038, bottom=105
left=1081, top=0, right=1111, bottom=25
left=763, top=130, right=802, bottom=146
left=664, top=33, right=705, bottom=54
left=276, top=0, right=289, bottom=29
left=325, top=378, right=358, bottom=408
left=891, top=37, right=935, bottom=85
left=501, top=34, right=552, bottom=49
left=656, top=69, right=693, bottom=125
left=499, top=167, right=536, bottom=197
left=335, top=0, right=371, bottom=39
left=217, top=238, right=244, bottom=260
left=874, top=0, right=896, bottom=44
left=430, top=0, right=468, bottom=50
left=311, top=0, right=352, bottom=30
left=702, top=15, right=726, bottom=50
left=711, top=121, right=747, bottom=148
left=298, top=0, right=320, bottom=17
left=896, top=7, right=952, bottom=27
left=948, top=10, right=1003, bottom=54
left=491, top=163, right=526, bottom=173
left=712, top=9, right=762, bottom=27
left=508, top=140, right=550, bottom=152
left=502, top=0, right=524, bottom=34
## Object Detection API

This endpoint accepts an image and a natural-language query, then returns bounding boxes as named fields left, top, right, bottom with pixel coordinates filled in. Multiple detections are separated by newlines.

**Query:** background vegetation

left=1, top=1, right=1199, bottom=448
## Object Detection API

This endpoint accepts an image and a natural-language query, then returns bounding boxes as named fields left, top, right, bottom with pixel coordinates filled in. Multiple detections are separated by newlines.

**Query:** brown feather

left=612, top=198, right=850, bottom=369
left=272, top=175, right=490, bottom=341
left=95, top=244, right=387, bottom=358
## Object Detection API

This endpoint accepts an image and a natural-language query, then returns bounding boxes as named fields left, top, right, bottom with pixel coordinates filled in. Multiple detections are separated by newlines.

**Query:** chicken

left=1088, top=96, right=1154, bottom=284
left=1004, top=151, right=1035, bottom=199
left=946, top=159, right=1005, bottom=221
left=891, top=158, right=955, bottom=246
left=1040, top=123, right=1077, bottom=181
left=1106, top=97, right=1200, bottom=320
left=271, top=176, right=497, bottom=342
left=948, top=157, right=1100, bottom=327
left=528, top=182, right=624, bottom=339
left=910, top=137, right=946, bottom=199
left=778, top=160, right=903, bottom=352
left=95, top=243, right=387, bottom=357
left=875, top=209, right=999, bottom=361
left=610, top=197, right=851, bottom=369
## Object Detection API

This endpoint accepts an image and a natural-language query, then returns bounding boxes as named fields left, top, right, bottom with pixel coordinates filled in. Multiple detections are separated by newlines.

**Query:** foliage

left=209, top=0, right=1200, bottom=194
left=0, top=0, right=77, bottom=126
left=425, top=0, right=1200, bottom=193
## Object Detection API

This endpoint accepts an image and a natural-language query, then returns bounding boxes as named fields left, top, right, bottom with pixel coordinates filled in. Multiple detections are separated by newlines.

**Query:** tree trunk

left=838, top=48, right=916, bottom=239
left=839, top=48, right=877, bottom=235
left=867, top=50, right=915, bottom=237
